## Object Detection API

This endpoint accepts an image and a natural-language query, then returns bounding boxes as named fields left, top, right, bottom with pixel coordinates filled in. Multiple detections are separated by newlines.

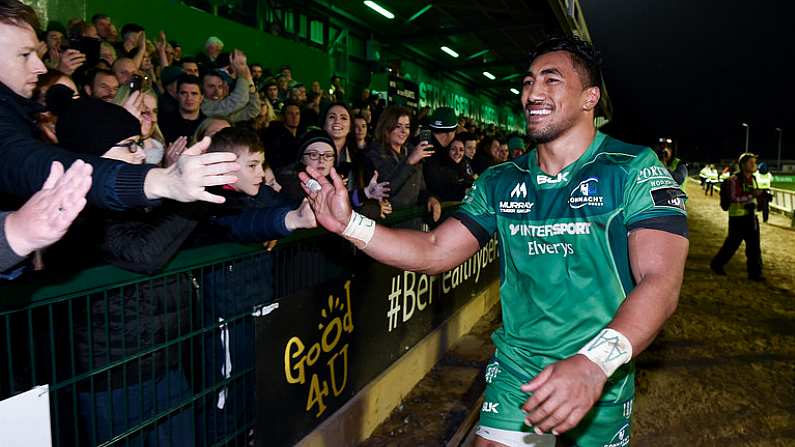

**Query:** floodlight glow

left=364, top=1, right=395, bottom=19
left=510, top=88, right=520, bottom=95
left=440, top=46, right=459, bottom=58
left=482, top=71, right=496, bottom=80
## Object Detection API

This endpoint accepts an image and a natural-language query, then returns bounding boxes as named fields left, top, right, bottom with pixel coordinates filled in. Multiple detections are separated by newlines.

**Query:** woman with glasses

left=277, top=130, right=390, bottom=218
left=277, top=129, right=339, bottom=203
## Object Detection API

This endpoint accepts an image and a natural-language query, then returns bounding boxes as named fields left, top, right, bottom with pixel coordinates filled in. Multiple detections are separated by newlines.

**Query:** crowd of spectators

left=0, top=2, right=530, bottom=445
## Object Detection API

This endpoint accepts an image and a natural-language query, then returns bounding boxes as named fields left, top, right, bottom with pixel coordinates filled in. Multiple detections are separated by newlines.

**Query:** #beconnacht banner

left=255, top=236, right=500, bottom=446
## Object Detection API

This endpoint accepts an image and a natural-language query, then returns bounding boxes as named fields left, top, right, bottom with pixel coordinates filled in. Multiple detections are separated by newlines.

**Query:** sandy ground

left=360, top=181, right=795, bottom=446
left=632, top=182, right=795, bottom=446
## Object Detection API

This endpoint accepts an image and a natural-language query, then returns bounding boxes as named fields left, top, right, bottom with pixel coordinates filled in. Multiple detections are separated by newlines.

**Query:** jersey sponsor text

left=528, top=241, right=574, bottom=257
left=509, top=222, right=591, bottom=237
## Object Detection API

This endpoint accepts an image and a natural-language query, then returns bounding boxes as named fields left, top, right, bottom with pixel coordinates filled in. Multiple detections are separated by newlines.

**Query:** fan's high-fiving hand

left=298, top=166, right=351, bottom=235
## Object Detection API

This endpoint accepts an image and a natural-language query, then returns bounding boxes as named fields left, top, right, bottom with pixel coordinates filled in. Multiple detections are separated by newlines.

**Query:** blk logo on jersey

left=499, top=182, right=534, bottom=214
left=569, top=177, right=605, bottom=209
left=537, top=172, right=569, bottom=185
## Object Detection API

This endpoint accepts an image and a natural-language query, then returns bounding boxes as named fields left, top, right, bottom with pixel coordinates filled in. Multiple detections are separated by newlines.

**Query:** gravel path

left=633, top=181, right=795, bottom=446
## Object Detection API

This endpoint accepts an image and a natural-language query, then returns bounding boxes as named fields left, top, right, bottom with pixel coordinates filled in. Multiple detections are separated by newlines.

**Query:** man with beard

left=299, top=35, right=688, bottom=447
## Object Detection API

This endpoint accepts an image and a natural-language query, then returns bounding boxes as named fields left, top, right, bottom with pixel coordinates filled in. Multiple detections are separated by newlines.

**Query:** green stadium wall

left=42, top=0, right=332, bottom=88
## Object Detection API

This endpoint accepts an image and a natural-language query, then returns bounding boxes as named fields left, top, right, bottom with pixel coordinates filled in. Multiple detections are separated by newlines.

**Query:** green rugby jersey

left=455, top=131, right=687, bottom=401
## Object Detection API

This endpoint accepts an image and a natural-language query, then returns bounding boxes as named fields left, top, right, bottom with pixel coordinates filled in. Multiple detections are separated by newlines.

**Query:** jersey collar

left=527, top=131, right=607, bottom=189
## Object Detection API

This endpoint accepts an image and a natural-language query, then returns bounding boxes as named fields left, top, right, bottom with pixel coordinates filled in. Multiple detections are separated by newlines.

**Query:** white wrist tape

left=577, top=328, right=633, bottom=378
left=342, top=211, right=375, bottom=247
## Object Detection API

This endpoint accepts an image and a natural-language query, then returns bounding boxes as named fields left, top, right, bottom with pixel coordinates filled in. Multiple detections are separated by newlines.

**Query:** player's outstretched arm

left=299, top=166, right=480, bottom=274
left=520, top=228, right=688, bottom=436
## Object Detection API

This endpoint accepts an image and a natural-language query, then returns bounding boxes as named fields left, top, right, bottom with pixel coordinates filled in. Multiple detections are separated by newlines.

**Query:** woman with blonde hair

left=113, top=85, right=166, bottom=165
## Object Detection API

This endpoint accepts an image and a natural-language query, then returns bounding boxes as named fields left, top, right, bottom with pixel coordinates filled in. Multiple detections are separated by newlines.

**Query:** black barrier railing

left=0, top=204, right=464, bottom=447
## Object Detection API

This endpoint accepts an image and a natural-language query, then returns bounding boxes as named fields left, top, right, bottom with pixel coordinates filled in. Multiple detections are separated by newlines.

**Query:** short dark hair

left=180, top=56, right=197, bottom=65
left=528, top=35, right=602, bottom=88
left=0, top=0, right=40, bottom=31
left=120, top=22, right=144, bottom=37
left=91, top=14, right=110, bottom=24
left=282, top=101, right=301, bottom=112
left=202, top=70, right=225, bottom=84
left=87, top=68, right=116, bottom=86
left=459, top=131, right=477, bottom=143
left=177, top=75, right=201, bottom=91
left=209, top=126, right=264, bottom=156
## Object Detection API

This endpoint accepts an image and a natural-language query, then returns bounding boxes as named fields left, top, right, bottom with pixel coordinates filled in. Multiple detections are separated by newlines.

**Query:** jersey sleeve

left=623, top=148, right=688, bottom=237
left=452, top=170, right=498, bottom=247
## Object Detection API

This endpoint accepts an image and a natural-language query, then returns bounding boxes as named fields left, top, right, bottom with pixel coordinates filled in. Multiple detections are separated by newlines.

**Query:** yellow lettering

left=442, top=271, right=451, bottom=294
left=321, top=317, right=342, bottom=353
left=284, top=337, right=306, bottom=384
left=306, top=342, right=320, bottom=367
left=416, top=274, right=428, bottom=311
left=306, top=373, right=329, bottom=417
left=328, top=344, right=349, bottom=397
left=342, top=280, right=353, bottom=333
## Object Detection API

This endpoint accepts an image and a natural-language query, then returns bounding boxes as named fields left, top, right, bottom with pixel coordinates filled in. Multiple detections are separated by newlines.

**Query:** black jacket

left=364, top=141, right=428, bottom=209
left=423, top=153, right=473, bottom=202
left=70, top=203, right=201, bottom=389
left=0, top=83, right=157, bottom=210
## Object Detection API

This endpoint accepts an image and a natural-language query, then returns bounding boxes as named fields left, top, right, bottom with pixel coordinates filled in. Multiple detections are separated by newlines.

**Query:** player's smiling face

left=521, top=51, right=595, bottom=143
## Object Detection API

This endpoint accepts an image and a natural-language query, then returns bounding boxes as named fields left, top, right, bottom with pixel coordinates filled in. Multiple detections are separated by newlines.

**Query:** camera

left=128, top=75, right=144, bottom=92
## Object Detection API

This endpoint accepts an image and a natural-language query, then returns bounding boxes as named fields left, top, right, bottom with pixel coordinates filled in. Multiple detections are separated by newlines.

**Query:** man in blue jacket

left=0, top=0, right=239, bottom=212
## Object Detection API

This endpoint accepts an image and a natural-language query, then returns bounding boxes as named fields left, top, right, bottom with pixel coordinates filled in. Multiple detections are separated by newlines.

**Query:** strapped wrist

left=341, top=211, right=375, bottom=247
left=577, top=328, right=633, bottom=378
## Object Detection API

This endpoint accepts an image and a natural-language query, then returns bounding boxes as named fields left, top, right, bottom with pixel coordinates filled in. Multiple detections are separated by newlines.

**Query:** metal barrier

left=769, top=187, right=795, bottom=215
left=0, top=204, right=449, bottom=447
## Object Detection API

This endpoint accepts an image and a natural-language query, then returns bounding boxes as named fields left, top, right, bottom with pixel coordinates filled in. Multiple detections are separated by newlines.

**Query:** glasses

left=115, top=138, right=144, bottom=153
left=304, top=152, right=335, bottom=161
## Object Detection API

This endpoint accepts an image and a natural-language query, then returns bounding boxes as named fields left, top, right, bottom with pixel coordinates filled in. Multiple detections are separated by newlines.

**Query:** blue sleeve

left=211, top=205, right=292, bottom=242
left=0, top=212, right=26, bottom=273
left=0, top=120, right=159, bottom=210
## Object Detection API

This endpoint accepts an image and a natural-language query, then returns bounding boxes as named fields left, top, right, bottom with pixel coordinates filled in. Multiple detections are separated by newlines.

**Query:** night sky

left=581, top=0, right=793, bottom=164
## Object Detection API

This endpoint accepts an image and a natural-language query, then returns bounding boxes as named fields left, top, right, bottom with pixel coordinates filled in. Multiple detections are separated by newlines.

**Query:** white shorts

left=475, top=425, right=556, bottom=446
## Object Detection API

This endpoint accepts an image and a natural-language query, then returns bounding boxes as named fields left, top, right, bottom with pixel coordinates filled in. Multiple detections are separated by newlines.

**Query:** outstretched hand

left=364, top=170, right=390, bottom=200
left=284, top=198, right=317, bottom=231
left=519, top=355, right=607, bottom=436
left=146, top=137, right=240, bottom=204
left=297, top=166, right=351, bottom=235
left=4, top=161, right=92, bottom=257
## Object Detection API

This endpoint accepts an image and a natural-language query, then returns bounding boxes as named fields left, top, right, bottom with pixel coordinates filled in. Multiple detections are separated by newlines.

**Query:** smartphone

left=418, top=129, right=432, bottom=145
left=128, top=75, right=143, bottom=92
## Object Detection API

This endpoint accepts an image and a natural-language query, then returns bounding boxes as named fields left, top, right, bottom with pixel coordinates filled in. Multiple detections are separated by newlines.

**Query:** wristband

left=577, top=328, right=633, bottom=378
left=341, top=211, right=375, bottom=247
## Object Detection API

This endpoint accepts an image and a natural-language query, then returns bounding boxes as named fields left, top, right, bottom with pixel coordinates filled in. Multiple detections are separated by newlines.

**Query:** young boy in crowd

left=198, top=126, right=315, bottom=444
